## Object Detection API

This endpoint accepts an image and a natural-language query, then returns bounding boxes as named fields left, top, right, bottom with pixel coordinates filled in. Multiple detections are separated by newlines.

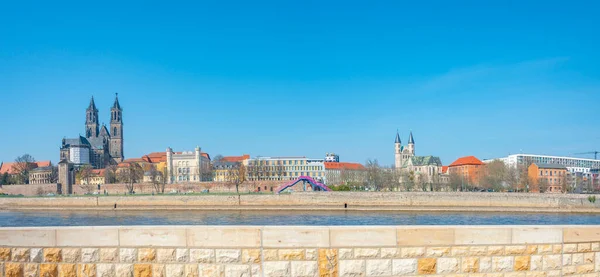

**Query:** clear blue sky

left=1, top=0, right=599, bottom=166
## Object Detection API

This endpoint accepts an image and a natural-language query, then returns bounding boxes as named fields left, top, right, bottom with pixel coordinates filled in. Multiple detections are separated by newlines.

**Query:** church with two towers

left=60, top=94, right=124, bottom=169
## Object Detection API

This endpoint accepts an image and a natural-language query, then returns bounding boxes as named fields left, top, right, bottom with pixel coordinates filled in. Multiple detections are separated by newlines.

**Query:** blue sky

left=1, top=0, right=599, bottom=166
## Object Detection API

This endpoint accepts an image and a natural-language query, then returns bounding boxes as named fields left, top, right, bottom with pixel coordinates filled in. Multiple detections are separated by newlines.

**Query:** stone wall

left=1, top=192, right=600, bottom=211
left=1, top=226, right=600, bottom=277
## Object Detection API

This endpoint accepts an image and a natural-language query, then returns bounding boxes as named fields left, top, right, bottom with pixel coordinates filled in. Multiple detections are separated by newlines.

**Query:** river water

left=1, top=210, right=600, bottom=226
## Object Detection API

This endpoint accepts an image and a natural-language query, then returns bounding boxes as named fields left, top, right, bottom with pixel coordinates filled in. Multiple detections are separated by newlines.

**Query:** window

left=113, top=127, right=117, bottom=136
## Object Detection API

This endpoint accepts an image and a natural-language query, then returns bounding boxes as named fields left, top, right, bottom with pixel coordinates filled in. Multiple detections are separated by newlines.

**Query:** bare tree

left=49, top=166, right=58, bottom=183
left=160, top=166, right=168, bottom=193
left=559, top=173, right=569, bottom=193
left=401, top=170, right=415, bottom=192
left=538, top=178, right=550, bottom=193
left=226, top=163, right=247, bottom=194
left=12, top=154, right=36, bottom=184
left=505, top=166, right=520, bottom=191
left=118, top=162, right=143, bottom=194
left=482, top=160, right=507, bottom=191
left=104, top=165, right=118, bottom=184
left=365, top=159, right=383, bottom=190
left=149, top=165, right=162, bottom=194
left=448, top=172, right=463, bottom=192
left=77, top=165, right=94, bottom=193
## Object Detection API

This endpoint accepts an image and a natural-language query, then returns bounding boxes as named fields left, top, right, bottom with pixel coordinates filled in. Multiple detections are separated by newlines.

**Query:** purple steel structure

left=274, top=176, right=332, bottom=194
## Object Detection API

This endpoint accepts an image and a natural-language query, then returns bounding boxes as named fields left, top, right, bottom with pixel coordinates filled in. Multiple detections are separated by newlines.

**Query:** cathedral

left=60, top=94, right=124, bottom=168
left=394, top=131, right=444, bottom=183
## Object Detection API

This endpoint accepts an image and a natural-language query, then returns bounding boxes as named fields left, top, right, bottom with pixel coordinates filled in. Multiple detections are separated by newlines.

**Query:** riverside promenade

left=1, top=192, right=600, bottom=213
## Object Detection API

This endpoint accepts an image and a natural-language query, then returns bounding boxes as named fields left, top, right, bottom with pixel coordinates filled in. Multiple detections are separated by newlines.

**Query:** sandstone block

left=505, top=246, right=527, bottom=255
left=305, top=249, right=317, bottom=261
left=58, top=264, right=77, bottom=277
left=487, top=246, right=504, bottom=256
left=400, top=247, right=424, bottom=258
left=190, top=249, right=214, bottom=263
left=563, top=254, right=572, bottom=266
left=119, top=228, right=185, bottom=247
left=187, top=227, right=260, bottom=248
left=573, top=253, right=584, bottom=265
left=5, top=263, right=23, bottom=277
left=461, top=257, right=479, bottom=273
left=40, top=264, right=58, bottom=277
left=426, top=247, right=450, bottom=257
left=62, top=249, right=80, bottom=263
left=115, top=265, right=133, bottom=277
left=263, top=250, right=278, bottom=262
left=455, top=228, right=511, bottom=245
left=242, top=249, right=261, bottom=264
left=596, top=252, right=600, bottom=272
left=584, top=252, right=594, bottom=264
left=578, top=243, right=592, bottom=253
left=592, top=242, right=600, bottom=251
left=0, top=230, right=55, bottom=247
left=96, top=264, right=115, bottom=277
left=338, top=249, right=353, bottom=260
left=291, top=261, right=317, bottom=277
left=198, top=265, right=223, bottom=277
left=479, top=257, right=492, bottom=272
left=264, top=262, right=290, bottom=277
left=137, top=249, right=156, bottom=263
left=514, top=256, right=530, bottom=271
left=330, top=228, right=396, bottom=247
left=512, top=228, right=562, bottom=244
left=24, top=264, right=37, bottom=277
left=391, top=259, right=417, bottom=276
left=29, top=249, right=42, bottom=263
left=318, top=249, right=338, bottom=277
left=339, top=260, right=365, bottom=277
left=44, top=249, right=62, bottom=263
left=279, top=249, right=305, bottom=261
left=563, top=266, right=576, bottom=275
left=537, top=245, right=552, bottom=254
left=176, top=249, right=189, bottom=263
left=437, top=258, right=458, bottom=274
left=119, top=249, right=137, bottom=263
left=451, top=247, right=469, bottom=257
left=184, top=264, right=198, bottom=277
left=78, top=264, right=96, bottom=277
left=563, top=227, right=600, bottom=243
left=365, top=260, right=390, bottom=277
left=156, top=249, right=175, bottom=263
left=81, top=248, right=99, bottom=263
left=542, top=255, right=561, bottom=270
left=100, top=249, right=118, bottom=262
left=133, top=265, right=151, bottom=277
left=354, top=248, right=379, bottom=259
left=251, top=265, right=261, bottom=277
left=552, top=245, right=561, bottom=254
left=224, top=265, right=250, bottom=277
left=56, top=228, right=118, bottom=247
left=216, top=250, right=241, bottom=264
left=165, top=265, right=183, bottom=277
left=563, top=244, right=578, bottom=253
left=152, top=265, right=165, bottom=277
left=526, top=245, right=538, bottom=255
left=492, top=257, right=513, bottom=272
left=417, top=258, right=436, bottom=275
left=530, top=256, right=542, bottom=271
left=526, top=272, right=548, bottom=277
left=380, top=248, right=400, bottom=259
left=262, top=227, right=329, bottom=248
left=576, top=264, right=594, bottom=274
left=396, top=228, right=454, bottom=246
left=10, top=249, right=28, bottom=263
left=547, top=270, right=560, bottom=277
left=0, top=249, right=11, bottom=262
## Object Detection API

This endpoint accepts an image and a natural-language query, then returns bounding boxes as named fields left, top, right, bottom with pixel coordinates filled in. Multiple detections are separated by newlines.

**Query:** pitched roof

left=534, top=163, right=567, bottom=169
left=122, top=158, right=146, bottom=163
left=395, top=132, right=401, bottom=144
left=410, top=156, right=442, bottom=166
left=142, top=152, right=167, bottom=163
left=0, top=162, right=16, bottom=174
left=202, top=153, right=211, bottom=160
left=88, top=96, right=97, bottom=111
left=222, top=154, right=250, bottom=162
left=408, top=132, right=415, bottom=144
left=324, top=162, right=366, bottom=170
left=35, top=161, right=51, bottom=167
left=112, top=93, right=122, bottom=110
left=442, top=166, right=449, bottom=174
left=449, top=156, right=484, bottom=167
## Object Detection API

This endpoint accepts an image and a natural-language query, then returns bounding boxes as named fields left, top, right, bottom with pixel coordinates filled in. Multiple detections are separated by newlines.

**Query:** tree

left=104, top=165, right=118, bottom=184
left=212, top=155, right=224, bottom=163
left=0, top=172, right=10, bottom=186
left=365, top=159, right=383, bottom=190
left=12, top=154, right=36, bottom=184
left=538, top=178, right=550, bottom=193
left=225, top=162, right=246, bottom=194
left=149, top=165, right=163, bottom=194
left=505, top=166, right=520, bottom=191
left=118, top=162, right=143, bottom=194
left=559, top=174, right=569, bottom=193
left=401, top=170, right=416, bottom=192
left=49, top=166, right=58, bottom=183
left=482, top=160, right=507, bottom=191
left=77, top=165, right=94, bottom=193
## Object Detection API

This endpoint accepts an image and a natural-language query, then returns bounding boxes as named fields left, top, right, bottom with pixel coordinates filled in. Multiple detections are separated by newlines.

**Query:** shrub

left=588, top=195, right=596, bottom=203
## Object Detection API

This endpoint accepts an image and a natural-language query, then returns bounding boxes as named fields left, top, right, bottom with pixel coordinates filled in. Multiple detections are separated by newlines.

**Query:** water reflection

left=0, top=210, right=598, bottom=227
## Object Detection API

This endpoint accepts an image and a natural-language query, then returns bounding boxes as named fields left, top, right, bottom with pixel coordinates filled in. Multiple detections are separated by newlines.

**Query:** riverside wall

left=1, top=192, right=600, bottom=211
left=1, top=225, right=600, bottom=277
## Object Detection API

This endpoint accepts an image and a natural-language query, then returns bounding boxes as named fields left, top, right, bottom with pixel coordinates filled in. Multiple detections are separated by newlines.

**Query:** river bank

left=2, top=192, right=600, bottom=213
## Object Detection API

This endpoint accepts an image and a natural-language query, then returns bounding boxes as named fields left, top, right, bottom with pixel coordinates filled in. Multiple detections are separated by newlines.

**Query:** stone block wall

left=0, top=226, right=599, bottom=277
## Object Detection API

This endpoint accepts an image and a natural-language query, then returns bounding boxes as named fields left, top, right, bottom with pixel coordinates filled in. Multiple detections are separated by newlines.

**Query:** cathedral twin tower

left=85, top=94, right=124, bottom=164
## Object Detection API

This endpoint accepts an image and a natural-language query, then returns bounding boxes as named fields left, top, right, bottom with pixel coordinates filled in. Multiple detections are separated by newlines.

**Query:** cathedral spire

left=408, top=131, right=415, bottom=144
left=112, top=93, right=121, bottom=110
left=88, top=96, right=97, bottom=111
left=395, top=130, right=401, bottom=144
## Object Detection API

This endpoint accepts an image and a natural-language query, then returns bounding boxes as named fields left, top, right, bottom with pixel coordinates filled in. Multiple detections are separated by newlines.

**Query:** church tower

left=85, top=97, right=99, bottom=138
left=407, top=131, right=415, bottom=156
left=394, top=131, right=402, bottom=168
left=109, top=93, right=124, bottom=163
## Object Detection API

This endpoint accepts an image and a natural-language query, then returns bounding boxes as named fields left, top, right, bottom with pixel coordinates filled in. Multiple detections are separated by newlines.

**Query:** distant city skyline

left=1, top=1, right=599, bottom=166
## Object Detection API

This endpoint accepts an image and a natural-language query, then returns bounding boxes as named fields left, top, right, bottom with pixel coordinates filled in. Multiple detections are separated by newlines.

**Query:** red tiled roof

left=36, top=161, right=51, bottom=167
left=442, top=166, right=449, bottom=174
left=90, top=169, right=105, bottom=176
left=449, top=156, right=484, bottom=167
left=201, top=152, right=211, bottom=160
left=324, top=162, right=366, bottom=170
left=222, top=154, right=250, bottom=162
left=122, top=158, right=146, bottom=163
left=0, top=162, right=16, bottom=174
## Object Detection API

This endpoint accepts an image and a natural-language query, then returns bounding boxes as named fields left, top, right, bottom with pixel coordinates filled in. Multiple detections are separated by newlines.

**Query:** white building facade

left=246, top=156, right=326, bottom=183
left=484, top=154, right=600, bottom=169
left=166, top=147, right=211, bottom=183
